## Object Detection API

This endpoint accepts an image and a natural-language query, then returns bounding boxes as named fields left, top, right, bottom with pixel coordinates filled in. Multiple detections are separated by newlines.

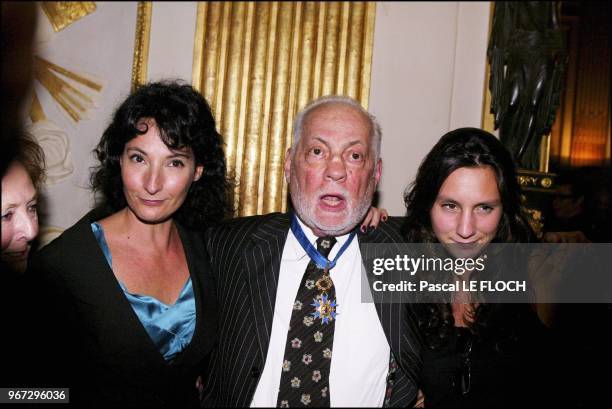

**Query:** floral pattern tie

left=277, top=236, right=337, bottom=407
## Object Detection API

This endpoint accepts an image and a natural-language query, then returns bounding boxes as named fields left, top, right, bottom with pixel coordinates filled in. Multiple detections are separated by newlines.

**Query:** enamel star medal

left=311, top=293, right=337, bottom=325
left=312, top=259, right=337, bottom=325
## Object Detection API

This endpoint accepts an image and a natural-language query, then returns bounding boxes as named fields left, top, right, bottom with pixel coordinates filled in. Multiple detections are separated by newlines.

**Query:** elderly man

left=202, top=96, right=421, bottom=407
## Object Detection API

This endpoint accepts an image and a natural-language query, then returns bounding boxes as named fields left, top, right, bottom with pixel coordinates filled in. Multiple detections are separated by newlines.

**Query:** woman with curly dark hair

left=402, top=128, right=552, bottom=408
left=30, top=81, right=227, bottom=408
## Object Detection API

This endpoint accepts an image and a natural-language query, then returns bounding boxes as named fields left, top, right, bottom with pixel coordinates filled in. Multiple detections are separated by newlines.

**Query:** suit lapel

left=244, top=213, right=291, bottom=361
left=172, top=224, right=216, bottom=367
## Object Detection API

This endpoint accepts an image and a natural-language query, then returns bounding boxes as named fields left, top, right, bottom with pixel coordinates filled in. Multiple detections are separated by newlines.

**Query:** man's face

left=284, top=103, right=381, bottom=236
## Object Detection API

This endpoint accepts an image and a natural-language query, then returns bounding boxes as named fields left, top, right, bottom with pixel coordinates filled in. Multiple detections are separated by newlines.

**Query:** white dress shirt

left=251, top=218, right=390, bottom=407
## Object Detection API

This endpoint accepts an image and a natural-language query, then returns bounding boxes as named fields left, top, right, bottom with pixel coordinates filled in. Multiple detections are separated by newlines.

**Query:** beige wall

left=370, top=2, right=491, bottom=215
left=148, top=2, right=197, bottom=83
left=30, top=2, right=491, bottom=230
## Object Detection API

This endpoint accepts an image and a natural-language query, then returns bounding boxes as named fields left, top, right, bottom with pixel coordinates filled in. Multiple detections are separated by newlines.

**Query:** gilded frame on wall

left=131, top=2, right=152, bottom=92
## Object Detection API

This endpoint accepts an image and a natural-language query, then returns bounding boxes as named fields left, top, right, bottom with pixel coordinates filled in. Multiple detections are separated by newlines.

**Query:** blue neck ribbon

left=290, top=213, right=357, bottom=271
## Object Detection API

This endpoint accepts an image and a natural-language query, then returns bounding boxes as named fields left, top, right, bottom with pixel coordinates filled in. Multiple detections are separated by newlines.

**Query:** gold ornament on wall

left=191, top=1, right=376, bottom=216
left=40, top=2, right=97, bottom=32
left=32, top=2, right=102, bottom=123
left=28, top=1, right=101, bottom=195
left=131, top=1, right=152, bottom=92
left=32, top=56, right=103, bottom=123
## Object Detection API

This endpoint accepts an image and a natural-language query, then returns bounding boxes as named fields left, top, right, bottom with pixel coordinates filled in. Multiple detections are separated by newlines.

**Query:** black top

left=28, top=207, right=217, bottom=408
left=419, top=304, right=553, bottom=408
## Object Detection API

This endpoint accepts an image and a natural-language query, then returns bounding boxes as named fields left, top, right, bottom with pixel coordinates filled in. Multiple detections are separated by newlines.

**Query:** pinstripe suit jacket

left=202, top=212, right=422, bottom=407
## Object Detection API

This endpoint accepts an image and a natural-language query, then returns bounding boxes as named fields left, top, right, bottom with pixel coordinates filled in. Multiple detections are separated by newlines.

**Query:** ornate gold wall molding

left=131, top=2, right=152, bottom=92
left=192, top=1, right=376, bottom=216
left=40, top=2, right=97, bottom=32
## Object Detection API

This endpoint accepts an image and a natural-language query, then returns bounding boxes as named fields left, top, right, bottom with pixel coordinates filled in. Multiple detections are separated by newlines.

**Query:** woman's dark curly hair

left=401, top=128, right=536, bottom=351
left=90, top=80, right=230, bottom=228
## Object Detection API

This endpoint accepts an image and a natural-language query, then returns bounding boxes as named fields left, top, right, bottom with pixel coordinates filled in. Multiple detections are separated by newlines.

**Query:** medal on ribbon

left=311, top=294, right=337, bottom=324
left=291, top=214, right=357, bottom=325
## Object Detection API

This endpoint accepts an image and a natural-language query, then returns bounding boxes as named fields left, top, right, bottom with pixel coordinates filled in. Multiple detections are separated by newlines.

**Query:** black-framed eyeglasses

left=452, top=329, right=474, bottom=396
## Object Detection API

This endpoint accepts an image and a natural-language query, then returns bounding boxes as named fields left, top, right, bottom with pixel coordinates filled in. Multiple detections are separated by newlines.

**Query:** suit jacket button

left=251, top=366, right=261, bottom=378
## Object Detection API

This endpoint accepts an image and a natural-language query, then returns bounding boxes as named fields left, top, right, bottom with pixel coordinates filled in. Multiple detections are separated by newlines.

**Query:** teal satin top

left=90, top=222, right=196, bottom=361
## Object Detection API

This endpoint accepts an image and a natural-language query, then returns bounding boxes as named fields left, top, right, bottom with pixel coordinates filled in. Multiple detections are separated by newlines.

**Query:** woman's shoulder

left=40, top=210, right=96, bottom=247
left=32, top=207, right=110, bottom=269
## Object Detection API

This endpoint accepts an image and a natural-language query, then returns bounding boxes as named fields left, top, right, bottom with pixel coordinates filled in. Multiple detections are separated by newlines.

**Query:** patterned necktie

left=277, top=236, right=337, bottom=407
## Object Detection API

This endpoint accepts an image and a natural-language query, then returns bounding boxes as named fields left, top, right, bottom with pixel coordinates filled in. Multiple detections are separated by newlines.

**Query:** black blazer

left=201, top=212, right=422, bottom=407
left=28, top=208, right=217, bottom=409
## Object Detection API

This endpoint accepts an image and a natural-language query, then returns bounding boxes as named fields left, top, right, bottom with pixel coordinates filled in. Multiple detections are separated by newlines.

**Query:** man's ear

left=284, top=148, right=292, bottom=184
left=374, top=158, right=382, bottom=186
left=193, top=164, right=204, bottom=182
